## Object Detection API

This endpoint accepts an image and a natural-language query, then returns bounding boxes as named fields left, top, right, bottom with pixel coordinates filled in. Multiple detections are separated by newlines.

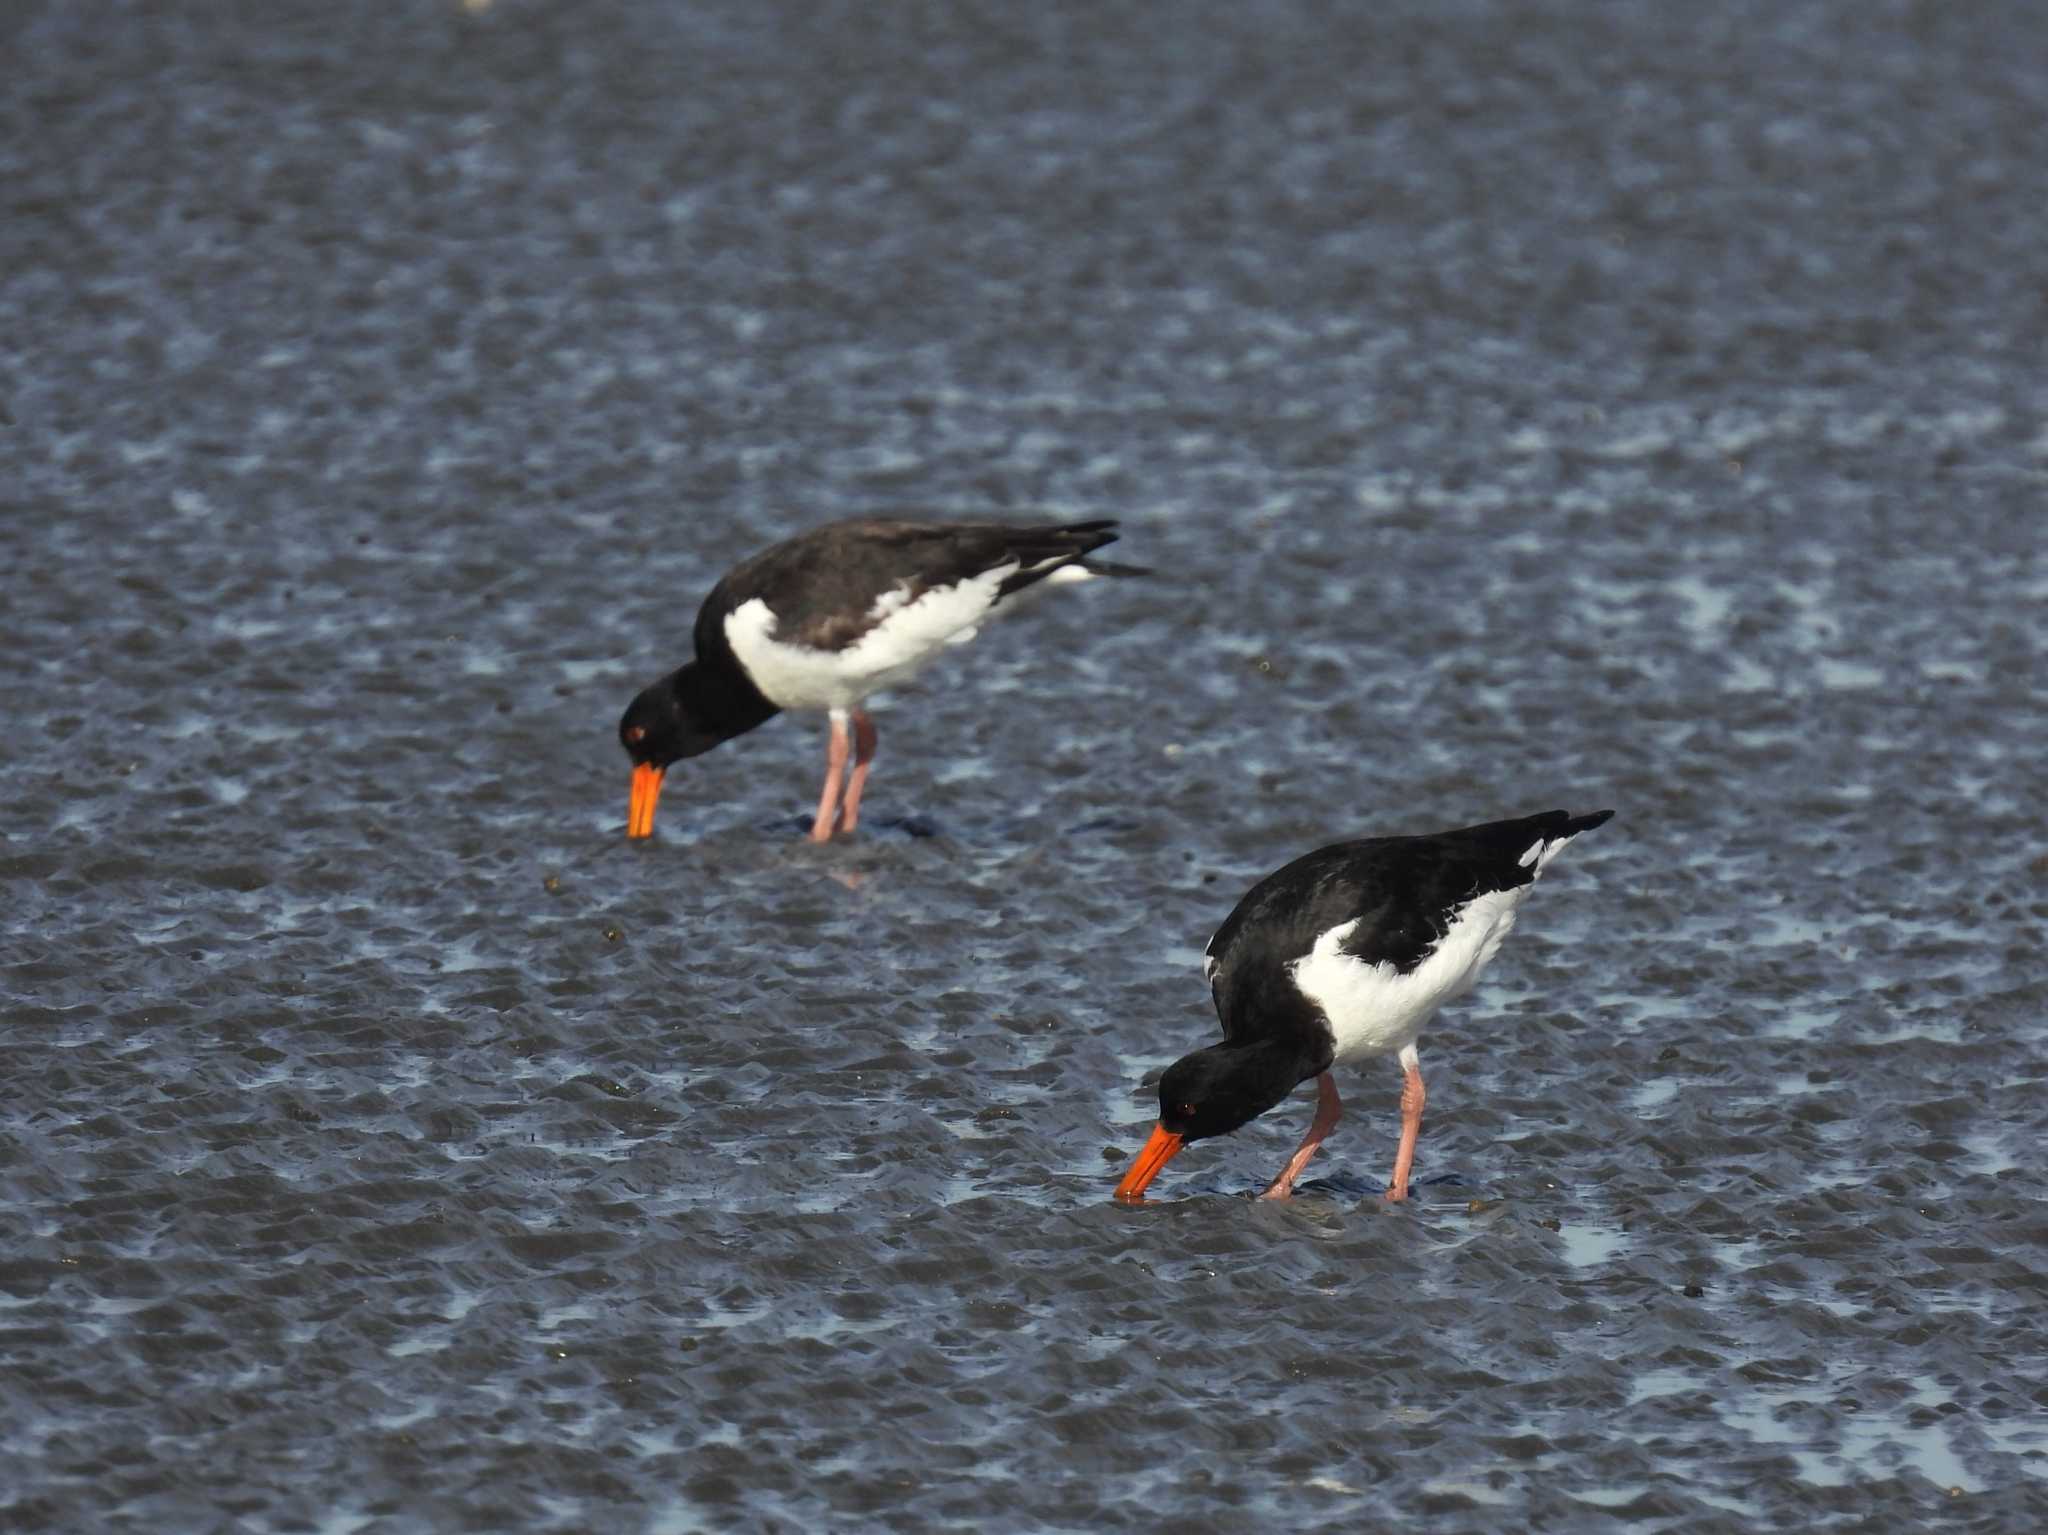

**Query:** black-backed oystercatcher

left=619, top=516, right=1142, bottom=840
left=1116, top=809, right=1614, bottom=1203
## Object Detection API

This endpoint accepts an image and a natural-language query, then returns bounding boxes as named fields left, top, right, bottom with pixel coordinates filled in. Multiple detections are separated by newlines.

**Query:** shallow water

left=4, top=0, right=2046, bottom=1529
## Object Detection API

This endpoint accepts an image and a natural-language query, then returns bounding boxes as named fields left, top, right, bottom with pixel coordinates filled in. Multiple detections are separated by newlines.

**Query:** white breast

left=1289, top=885, right=1531, bottom=1065
left=723, top=566, right=1013, bottom=710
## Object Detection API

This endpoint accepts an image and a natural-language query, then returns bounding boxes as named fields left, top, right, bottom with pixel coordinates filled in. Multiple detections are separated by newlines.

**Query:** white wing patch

left=1521, top=831, right=1580, bottom=872
left=723, top=565, right=1013, bottom=710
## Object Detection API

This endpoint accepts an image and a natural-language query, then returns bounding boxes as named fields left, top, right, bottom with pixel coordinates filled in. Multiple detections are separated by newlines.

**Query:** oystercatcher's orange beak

left=1115, top=1123, right=1185, bottom=1203
left=627, top=763, right=665, bottom=839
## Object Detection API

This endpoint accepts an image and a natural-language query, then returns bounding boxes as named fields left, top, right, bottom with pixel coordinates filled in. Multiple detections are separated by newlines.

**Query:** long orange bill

left=1114, top=1123, right=1186, bottom=1203
left=627, top=763, right=666, bottom=839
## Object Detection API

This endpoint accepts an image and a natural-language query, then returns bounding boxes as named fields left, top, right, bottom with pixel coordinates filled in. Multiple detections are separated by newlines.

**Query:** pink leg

left=1257, top=1073, right=1343, bottom=1200
left=836, top=709, right=880, bottom=835
left=1386, top=1045, right=1426, bottom=1202
left=808, top=711, right=852, bottom=842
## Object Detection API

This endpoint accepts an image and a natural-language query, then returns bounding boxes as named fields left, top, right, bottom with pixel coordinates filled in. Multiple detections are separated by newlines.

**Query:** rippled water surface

left=4, top=1, right=2046, bottom=1529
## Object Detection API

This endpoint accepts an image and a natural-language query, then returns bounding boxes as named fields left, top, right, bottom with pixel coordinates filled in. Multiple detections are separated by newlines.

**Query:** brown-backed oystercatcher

left=619, top=516, right=1142, bottom=840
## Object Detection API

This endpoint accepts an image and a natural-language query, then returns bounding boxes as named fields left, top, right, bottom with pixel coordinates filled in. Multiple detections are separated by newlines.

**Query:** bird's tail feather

left=1075, top=557, right=1151, bottom=579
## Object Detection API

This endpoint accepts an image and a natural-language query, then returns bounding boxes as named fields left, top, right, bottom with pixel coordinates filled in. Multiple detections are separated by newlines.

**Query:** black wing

left=693, top=516, right=1121, bottom=656
left=1204, top=809, right=1612, bottom=1045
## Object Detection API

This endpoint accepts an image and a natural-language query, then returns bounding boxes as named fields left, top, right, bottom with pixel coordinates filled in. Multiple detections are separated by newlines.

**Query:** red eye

left=625, top=725, right=647, bottom=744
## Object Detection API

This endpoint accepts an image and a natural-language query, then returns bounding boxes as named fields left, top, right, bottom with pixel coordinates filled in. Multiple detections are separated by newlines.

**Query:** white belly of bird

left=1290, top=885, right=1531, bottom=1065
left=723, top=561, right=1097, bottom=710
left=719, top=569, right=1001, bottom=710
